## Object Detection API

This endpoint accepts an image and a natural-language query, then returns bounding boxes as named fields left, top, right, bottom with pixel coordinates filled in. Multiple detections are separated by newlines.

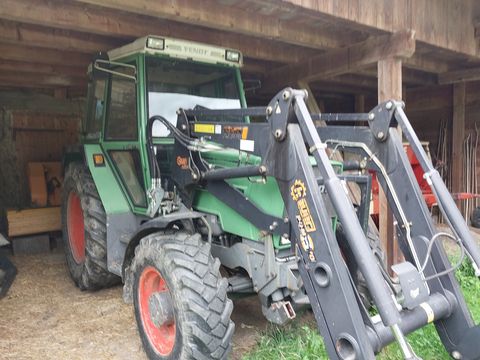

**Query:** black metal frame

left=167, top=88, right=480, bottom=359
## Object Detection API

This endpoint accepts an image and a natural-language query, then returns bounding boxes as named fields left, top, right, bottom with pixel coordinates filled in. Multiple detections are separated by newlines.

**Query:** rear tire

left=131, top=232, right=234, bottom=360
left=62, top=163, right=119, bottom=290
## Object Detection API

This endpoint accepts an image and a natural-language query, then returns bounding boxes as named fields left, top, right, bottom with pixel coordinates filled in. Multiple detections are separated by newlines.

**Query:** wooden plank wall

left=402, top=82, right=480, bottom=203
left=286, top=0, right=476, bottom=56
left=12, top=111, right=79, bottom=168
left=410, top=0, right=475, bottom=56
left=0, top=92, right=82, bottom=210
left=406, top=85, right=453, bottom=158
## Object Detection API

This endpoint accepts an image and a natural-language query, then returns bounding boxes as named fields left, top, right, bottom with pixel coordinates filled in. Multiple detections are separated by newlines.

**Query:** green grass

left=243, top=261, right=480, bottom=360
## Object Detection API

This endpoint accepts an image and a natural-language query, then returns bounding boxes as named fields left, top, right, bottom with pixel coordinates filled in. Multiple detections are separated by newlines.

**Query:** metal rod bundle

left=435, top=118, right=449, bottom=223
left=461, top=124, right=478, bottom=223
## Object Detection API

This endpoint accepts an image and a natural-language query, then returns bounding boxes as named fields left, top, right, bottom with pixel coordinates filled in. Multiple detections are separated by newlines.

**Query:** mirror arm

left=94, top=60, right=137, bottom=82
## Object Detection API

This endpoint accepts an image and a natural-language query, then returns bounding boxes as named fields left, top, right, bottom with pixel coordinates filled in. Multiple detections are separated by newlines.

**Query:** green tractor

left=63, top=36, right=318, bottom=359
left=63, top=35, right=480, bottom=360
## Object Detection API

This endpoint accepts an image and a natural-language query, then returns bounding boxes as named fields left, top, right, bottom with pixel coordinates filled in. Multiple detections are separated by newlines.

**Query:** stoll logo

left=290, top=179, right=317, bottom=261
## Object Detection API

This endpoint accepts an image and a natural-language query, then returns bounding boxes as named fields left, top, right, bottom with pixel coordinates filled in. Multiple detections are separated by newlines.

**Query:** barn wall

left=407, top=84, right=453, bottom=164
left=0, top=91, right=83, bottom=213
left=403, top=82, right=480, bottom=197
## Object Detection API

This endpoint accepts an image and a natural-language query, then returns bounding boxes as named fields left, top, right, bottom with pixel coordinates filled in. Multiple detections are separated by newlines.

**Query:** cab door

left=100, top=58, right=150, bottom=215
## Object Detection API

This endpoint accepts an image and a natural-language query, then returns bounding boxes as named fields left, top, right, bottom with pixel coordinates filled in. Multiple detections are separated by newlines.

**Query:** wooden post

left=298, top=80, right=323, bottom=114
left=354, top=94, right=365, bottom=113
left=378, top=58, right=403, bottom=270
left=452, top=82, right=466, bottom=208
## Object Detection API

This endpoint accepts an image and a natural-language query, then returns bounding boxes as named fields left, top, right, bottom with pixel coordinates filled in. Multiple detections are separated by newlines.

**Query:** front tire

left=61, top=163, right=119, bottom=290
left=131, top=232, right=234, bottom=360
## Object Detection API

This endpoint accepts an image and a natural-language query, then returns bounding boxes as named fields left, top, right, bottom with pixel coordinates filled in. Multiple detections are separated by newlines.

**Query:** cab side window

left=85, top=79, right=106, bottom=137
left=105, top=67, right=137, bottom=140
left=109, top=150, right=147, bottom=207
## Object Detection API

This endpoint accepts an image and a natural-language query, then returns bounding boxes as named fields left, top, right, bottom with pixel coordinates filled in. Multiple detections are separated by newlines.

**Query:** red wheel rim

left=138, top=266, right=176, bottom=356
left=67, top=192, right=86, bottom=264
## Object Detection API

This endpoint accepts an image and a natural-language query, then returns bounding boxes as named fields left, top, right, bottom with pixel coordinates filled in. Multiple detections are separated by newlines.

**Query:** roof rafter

left=0, top=43, right=91, bottom=68
left=72, top=0, right=359, bottom=50
left=0, top=60, right=86, bottom=78
left=0, top=0, right=319, bottom=63
left=438, top=67, right=480, bottom=85
left=0, top=70, right=86, bottom=87
left=0, top=20, right=122, bottom=54
left=263, top=30, right=416, bottom=92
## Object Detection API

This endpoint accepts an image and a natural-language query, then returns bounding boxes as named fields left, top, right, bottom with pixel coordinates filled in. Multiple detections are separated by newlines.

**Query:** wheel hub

left=148, top=291, right=174, bottom=328
left=138, top=266, right=176, bottom=356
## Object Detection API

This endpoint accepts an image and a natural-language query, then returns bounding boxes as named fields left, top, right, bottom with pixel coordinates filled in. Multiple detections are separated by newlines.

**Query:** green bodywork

left=83, top=144, right=131, bottom=214
left=193, top=149, right=341, bottom=248
left=194, top=149, right=286, bottom=247
left=72, top=43, right=339, bottom=250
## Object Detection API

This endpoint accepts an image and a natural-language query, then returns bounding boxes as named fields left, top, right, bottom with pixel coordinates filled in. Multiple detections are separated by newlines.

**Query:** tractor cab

left=82, top=36, right=245, bottom=216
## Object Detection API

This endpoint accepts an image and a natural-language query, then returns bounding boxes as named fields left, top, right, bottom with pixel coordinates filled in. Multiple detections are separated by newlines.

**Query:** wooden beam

left=297, top=80, right=323, bottom=114
left=0, top=70, right=86, bottom=88
left=0, top=0, right=320, bottom=64
left=0, top=43, right=91, bottom=68
left=400, top=67, right=438, bottom=86
left=332, top=74, right=378, bottom=90
left=403, top=53, right=450, bottom=74
left=0, top=0, right=150, bottom=38
left=0, top=86, right=55, bottom=96
left=72, top=0, right=354, bottom=50
left=303, top=74, right=378, bottom=97
left=282, top=0, right=477, bottom=57
left=452, top=82, right=466, bottom=204
left=7, top=207, right=61, bottom=237
left=310, top=81, right=376, bottom=96
left=264, top=30, right=415, bottom=92
left=0, top=60, right=86, bottom=78
left=439, top=67, right=480, bottom=85
left=242, top=59, right=278, bottom=75
left=0, top=19, right=122, bottom=54
left=360, top=66, right=438, bottom=87
left=378, top=57, right=403, bottom=270
left=378, top=58, right=403, bottom=101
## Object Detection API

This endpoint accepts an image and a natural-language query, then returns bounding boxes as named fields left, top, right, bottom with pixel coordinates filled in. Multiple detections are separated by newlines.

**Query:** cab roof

left=107, top=35, right=243, bottom=67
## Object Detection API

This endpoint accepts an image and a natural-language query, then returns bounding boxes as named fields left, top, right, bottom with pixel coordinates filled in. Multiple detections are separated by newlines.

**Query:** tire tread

left=62, top=163, right=119, bottom=290
left=131, top=232, right=234, bottom=360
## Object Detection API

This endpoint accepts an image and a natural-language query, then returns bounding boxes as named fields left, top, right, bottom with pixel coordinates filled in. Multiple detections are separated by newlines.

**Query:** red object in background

left=404, top=145, right=437, bottom=208
left=370, top=171, right=380, bottom=224
left=369, top=144, right=480, bottom=220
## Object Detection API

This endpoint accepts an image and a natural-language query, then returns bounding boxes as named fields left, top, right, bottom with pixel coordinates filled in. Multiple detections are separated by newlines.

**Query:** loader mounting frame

left=169, top=88, right=480, bottom=359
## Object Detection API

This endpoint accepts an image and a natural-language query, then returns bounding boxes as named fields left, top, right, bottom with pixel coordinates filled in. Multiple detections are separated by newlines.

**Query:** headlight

left=225, top=50, right=241, bottom=63
left=147, top=37, right=165, bottom=50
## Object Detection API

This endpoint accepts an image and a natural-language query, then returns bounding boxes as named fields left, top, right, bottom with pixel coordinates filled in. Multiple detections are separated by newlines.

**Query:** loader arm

left=165, top=88, right=480, bottom=360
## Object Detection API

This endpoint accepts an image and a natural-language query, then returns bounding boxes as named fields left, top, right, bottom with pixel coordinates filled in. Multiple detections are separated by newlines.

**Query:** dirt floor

left=1, top=226, right=479, bottom=359
left=0, top=246, right=312, bottom=360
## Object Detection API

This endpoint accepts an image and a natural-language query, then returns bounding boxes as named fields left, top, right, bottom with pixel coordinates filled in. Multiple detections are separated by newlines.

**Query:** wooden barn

left=1, top=1, right=480, bottom=359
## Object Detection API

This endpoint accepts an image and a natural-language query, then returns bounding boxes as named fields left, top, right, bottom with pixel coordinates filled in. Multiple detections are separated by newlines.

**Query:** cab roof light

left=225, top=50, right=241, bottom=63
left=147, top=37, right=165, bottom=50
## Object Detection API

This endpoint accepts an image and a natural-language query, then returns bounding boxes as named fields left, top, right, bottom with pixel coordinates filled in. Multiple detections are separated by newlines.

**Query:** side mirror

left=88, top=52, right=137, bottom=82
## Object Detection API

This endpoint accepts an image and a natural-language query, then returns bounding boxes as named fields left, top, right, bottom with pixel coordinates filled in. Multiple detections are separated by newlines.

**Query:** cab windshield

left=146, top=56, right=242, bottom=137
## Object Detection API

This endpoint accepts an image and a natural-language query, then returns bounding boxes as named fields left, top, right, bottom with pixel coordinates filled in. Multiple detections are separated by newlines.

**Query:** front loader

left=62, top=35, right=480, bottom=360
